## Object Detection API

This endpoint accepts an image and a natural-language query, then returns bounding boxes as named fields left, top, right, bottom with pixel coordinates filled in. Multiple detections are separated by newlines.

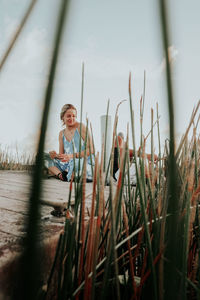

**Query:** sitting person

left=113, top=132, right=125, bottom=180
left=44, top=103, right=94, bottom=181
left=113, top=132, right=135, bottom=179
left=113, top=132, right=158, bottom=183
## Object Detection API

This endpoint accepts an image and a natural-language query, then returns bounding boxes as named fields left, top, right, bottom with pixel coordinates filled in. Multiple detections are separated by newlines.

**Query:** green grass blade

left=0, top=0, right=38, bottom=72
left=19, top=1, right=70, bottom=299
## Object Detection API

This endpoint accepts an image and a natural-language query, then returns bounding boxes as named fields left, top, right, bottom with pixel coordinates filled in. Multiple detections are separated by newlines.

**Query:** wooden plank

left=0, top=186, right=74, bottom=206
left=0, top=189, right=29, bottom=202
left=0, top=208, right=63, bottom=247
left=0, top=178, right=70, bottom=193
left=0, top=209, right=25, bottom=238
left=0, top=172, right=76, bottom=210
left=0, top=230, right=21, bottom=248
left=0, top=171, right=113, bottom=243
left=0, top=197, right=28, bottom=215
left=0, top=170, right=117, bottom=297
left=0, top=198, right=62, bottom=221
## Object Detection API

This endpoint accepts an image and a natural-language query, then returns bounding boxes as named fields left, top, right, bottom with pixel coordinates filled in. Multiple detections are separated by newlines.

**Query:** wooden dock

left=0, top=170, right=112, bottom=298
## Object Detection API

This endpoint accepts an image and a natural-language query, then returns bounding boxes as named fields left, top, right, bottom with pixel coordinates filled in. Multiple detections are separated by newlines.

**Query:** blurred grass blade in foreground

left=16, top=1, right=71, bottom=299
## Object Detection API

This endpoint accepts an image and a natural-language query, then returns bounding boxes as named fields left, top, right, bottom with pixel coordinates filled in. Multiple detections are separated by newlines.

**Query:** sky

left=0, top=0, right=200, bottom=157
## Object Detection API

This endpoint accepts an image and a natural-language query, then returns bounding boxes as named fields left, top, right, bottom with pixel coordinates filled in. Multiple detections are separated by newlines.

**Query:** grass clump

left=38, top=91, right=200, bottom=300
left=1, top=0, right=200, bottom=299
left=0, top=145, right=34, bottom=170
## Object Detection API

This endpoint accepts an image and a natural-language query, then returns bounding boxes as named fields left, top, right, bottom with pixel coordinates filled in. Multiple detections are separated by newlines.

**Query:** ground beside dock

left=0, top=170, right=112, bottom=298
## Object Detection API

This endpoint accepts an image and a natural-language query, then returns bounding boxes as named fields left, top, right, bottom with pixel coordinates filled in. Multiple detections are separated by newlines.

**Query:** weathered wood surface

left=0, top=170, right=114, bottom=298
left=0, top=170, right=112, bottom=264
left=0, top=171, right=96, bottom=251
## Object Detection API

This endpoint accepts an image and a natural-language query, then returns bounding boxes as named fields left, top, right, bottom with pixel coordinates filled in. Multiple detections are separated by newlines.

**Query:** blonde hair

left=60, top=104, right=77, bottom=125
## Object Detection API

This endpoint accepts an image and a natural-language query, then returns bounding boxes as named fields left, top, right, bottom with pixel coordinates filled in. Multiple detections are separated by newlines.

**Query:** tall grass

left=40, top=99, right=200, bottom=300
left=0, top=145, right=34, bottom=170
left=1, top=0, right=200, bottom=299
left=0, top=0, right=38, bottom=72
left=4, top=0, right=71, bottom=299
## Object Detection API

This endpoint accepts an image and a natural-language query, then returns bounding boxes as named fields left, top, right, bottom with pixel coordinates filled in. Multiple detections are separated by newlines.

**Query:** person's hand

left=147, top=153, right=158, bottom=163
left=49, top=150, right=57, bottom=159
left=153, top=154, right=158, bottom=162
left=57, top=153, right=73, bottom=162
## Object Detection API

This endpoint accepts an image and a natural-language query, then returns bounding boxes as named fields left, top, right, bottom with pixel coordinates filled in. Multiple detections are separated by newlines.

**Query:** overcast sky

left=0, top=0, right=200, bottom=155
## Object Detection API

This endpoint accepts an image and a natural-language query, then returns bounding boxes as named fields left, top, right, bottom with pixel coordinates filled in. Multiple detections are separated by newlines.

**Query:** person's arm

left=59, top=130, right=64, bottom=154
left=137, top=146, right=158, bottom=162
left=146, top=153, right=158, bottom=162
left=49, top=131, right=63, bottom=159
left=49, top=150, right=57, bottom=159
left=128, top=147, right=157, bottom=162
left=57, top=130, right=74, bottom=161
left=49, top=131, right=65, bottom=160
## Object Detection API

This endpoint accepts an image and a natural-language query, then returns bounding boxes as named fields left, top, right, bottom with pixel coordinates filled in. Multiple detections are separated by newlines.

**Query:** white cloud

left=0, top=25, right=50, bottom=101
left=21, top=27, right=49, bottom=67
left=55, top=43, right=156, bottom=89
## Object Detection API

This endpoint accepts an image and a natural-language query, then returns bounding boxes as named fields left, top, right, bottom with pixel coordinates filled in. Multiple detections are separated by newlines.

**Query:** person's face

left=63, top=109, right=77, bottom=126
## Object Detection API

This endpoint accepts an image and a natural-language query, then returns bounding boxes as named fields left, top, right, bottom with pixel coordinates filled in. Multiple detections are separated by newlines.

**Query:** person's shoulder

left=118, top=135, right=123, bottom=146
left=77, top=122, right=86, bottom=131
left=59, top=130, right=64, bottom=138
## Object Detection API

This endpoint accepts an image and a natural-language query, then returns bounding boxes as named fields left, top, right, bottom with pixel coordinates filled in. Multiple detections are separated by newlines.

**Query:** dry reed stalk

left=143, top=116, right=161, bottom=144
left=137, top=243, right=150, bottom=299
left=188, top=161, right=195, bottom=192
left=158, top=194, right=168, bottom=300
left=176, top=101, right=200, bottom=159
left=122, top=201, right=137, bottom=297
left=95, top=244, right=138, bottom=280
left=157, top=190, right=163, bottom=217
left=115, top=99, right=127, bottom=116
left=179, top=155, right=191, bottom=205
left=189, top=248, right=199, bottom=284
left=145, top=161, right=150, bottom=180
left=113, top=144, right=126, bottom=218
left=103, top=99, right=110, bottom=172
left=115, top=244, right=138, bottom=265
left=150, top=108, right=155, bottom=193
left=110, top=113, right=118, bottom=181
left=140, top=137, right=146, bottom=160
left=195, top=113, right=200, bottom=129
left=90, top=122, right=96, bottom=155
left=191, top=182, right=200, bottom=205
left=100, top=140, right=106, bottom=226
left=187, top=215, right=199, bottom=293
left=140, top=250, right=163, bottom=287
left=147, top=160, right=157, bottom=188
left=132, top=227, right=145, bottom=276
left=84, top=217, right=97, bottom=300
left=90, top=158, right=104, bottom=298
left=138, top=214, right=154, bottom=285
left=0, top=0, right=38, bottom=72
left=187, top=237, right=195, bottom=278
left=83, top=154, right=98, bottom=300
left=140, top=95, right=143, bottom=142
left=98, top=147, right=106, bottom=261
left=76, top=158, right=87, bottom=299
left=100, top=112, right=119, bottom=251
left=100, top=106, right=121, bottom=300
left=69, top=172, right=74, bottom=195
